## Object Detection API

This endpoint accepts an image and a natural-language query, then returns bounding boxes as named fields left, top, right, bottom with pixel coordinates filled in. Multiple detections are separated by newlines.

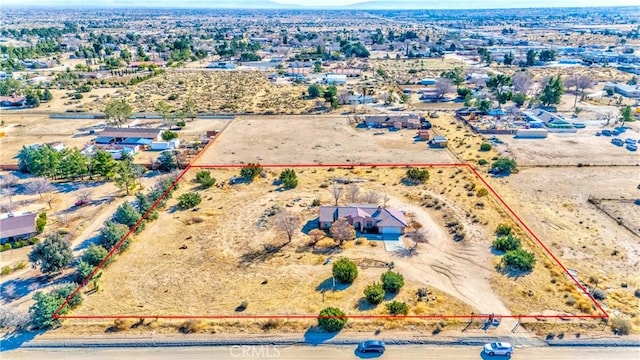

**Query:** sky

left=2, top=0, right=639, bottom=8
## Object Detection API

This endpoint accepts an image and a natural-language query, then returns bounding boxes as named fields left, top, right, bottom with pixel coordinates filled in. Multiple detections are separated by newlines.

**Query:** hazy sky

left=2, top=0, right=638, bottom=8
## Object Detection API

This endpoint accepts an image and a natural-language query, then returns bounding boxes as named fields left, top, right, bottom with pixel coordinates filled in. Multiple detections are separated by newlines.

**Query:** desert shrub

left=112, top=318, right=135, bottom=331
left=503, top=248, right=536, bottom=272
left=432, top=324, right=442, bottom=334
left=36, top=212, right=47, bottom=233
left=363, top=283, right=385, bottom=305
left=610, top=318, right=631, bottom=335
left=405, top=168, right=429, bottom=184
left=195, top=170, right=216, bottom=188
left=477, top=159, right=488, bottom=166
left=180, top=320, right=206, bottom=333
left=177, top=192, right=202, bottom=209
left=279, top=169, right=298, bottom=189
left=317, top=307, right=347, bottom=332
left=490, top=157, right=517, bottom=176
left=240, top=163, right=262, bottom=182
left=262, top=318, right=285, bottom=331
left=1, top=243, right=12, bottom=252
left=381, top=270, right=405, bottom=293
left=1, top=266, right=11, bottom=276
left=167, top=93, right=179, bottom=101
left=386, top=301, right=409, bottom=315
left=592, top=288, right=607, bottom=300
left=311, top=199, right=321, bottom=206
left=565, top=295, right=576, bottom=306
left=176, top=120, right=186, bottom=128
left=161, top=131, right=178, bottom=141
left=634, top=289, right=640, bottom=298
left=13, top=261, right=27, bottom=270
left=493, top=234, right=521, bottom=252
left=480, top=143, right=492, bottom=151
left=476, top=188, right=489, bottom=197
left=332, top=258, right=358, bottom=283
left=495, top=224, right=513, bottom=236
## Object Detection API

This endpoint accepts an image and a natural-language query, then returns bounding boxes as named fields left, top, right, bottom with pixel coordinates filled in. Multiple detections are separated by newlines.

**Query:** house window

left=366, top=221, right=372, bottom=227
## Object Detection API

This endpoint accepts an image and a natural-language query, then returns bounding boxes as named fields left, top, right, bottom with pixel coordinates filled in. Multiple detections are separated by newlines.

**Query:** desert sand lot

left=494, top=128, right=640, bottom=166
left=0, top=113, right=101, bottom=165
left=488, top=166, right=640, bottom=320
left=196, top=116, right=456, bottom=165
left=69, top=166, right=589, bottom=334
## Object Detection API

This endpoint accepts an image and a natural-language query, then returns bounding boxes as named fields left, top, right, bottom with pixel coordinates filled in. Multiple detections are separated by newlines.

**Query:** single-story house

left=347, top=94, right=374, bottom=104
left=0, top=212, right=37, bottom=243
left=363, top=113, right=421, bottom=129
left=96, top=127, right=164, bottom=144
left=0, top=95, right=26, bottom=107
left=324, top=74, right=347, bottom=85
left=319, top=205, right=408, bottom=235
left=603, top=82, right=640, bottom=98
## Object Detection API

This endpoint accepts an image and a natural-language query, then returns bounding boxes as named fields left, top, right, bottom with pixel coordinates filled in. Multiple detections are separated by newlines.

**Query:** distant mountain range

left=2, top=0, right=638, bottom=9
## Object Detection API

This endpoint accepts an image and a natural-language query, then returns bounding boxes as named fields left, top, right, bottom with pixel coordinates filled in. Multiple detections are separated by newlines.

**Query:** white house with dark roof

left=318, top=205, right=408, bottom=235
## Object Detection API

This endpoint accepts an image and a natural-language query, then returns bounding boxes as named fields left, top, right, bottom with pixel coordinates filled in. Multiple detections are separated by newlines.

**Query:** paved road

left=3, top=345, right=639, bottom=360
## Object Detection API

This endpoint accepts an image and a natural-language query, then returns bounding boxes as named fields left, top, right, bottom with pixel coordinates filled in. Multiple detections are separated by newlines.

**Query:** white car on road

left=483, top=342, right=513, bottom=356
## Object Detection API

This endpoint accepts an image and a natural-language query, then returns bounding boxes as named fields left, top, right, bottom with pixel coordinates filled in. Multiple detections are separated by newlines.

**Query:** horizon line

left=2, top=4, right=639, bottom=10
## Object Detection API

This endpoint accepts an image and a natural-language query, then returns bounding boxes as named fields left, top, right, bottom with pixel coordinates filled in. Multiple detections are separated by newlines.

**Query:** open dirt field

left=0, top=113, right=100, bottom=165
left=195, top=116, right=456, bottom=165
left=494, top=127, right=640, bottom=166
left=487, top=166, right=640, bottom=327
left=69, top=166, right=588, bottom=332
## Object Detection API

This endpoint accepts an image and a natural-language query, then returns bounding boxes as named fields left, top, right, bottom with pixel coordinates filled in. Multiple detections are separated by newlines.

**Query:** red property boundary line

left=54, top=162, right=608, bottom=321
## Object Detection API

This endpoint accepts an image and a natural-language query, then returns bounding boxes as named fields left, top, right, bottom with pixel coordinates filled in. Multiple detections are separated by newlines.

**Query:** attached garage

left=380, top=226, right=403, bottom=235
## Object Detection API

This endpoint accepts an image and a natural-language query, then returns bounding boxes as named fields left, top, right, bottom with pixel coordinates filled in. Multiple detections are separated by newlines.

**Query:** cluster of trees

left=339, top=41, right=370, bottom=58
left=240, top=163, right=263, bottom=182
left=307, top=84, right=339, bottom=108
left=364, top=270, right=405, bottom=305
left=492, top=224, right=536, bottom=272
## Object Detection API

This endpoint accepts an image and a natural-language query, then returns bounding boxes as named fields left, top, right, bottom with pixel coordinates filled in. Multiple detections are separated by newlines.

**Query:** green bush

left=477, top=159, right=488, bottom=166
left=386, top=301, right=409, bottom=315
left=177, top=192, right=202, bottom=209
left=82, top=244, right=109, bottom=267
left=161, top=131, right=178, bottom=141
left=240, top=163, right=263, bottom=182
left=363, top=283, right=385, bottom=305
left=332, top=258, right=358, bottom=284
left=493, top=234, right=521, bottom=252
left=195, top=170, right=216, bottom=188
left=1, top=243, right=12, bottom=252
left=176, top=120, right=186, bottom=128
left=503, top=248, right=536, bottom=272
left=490, top=157, right=517, bottom=176
left=495, top=224, right=513, bottom=237
left=279, top=169, right=298, bottom=189
left=36, top=212, right=47, bottom=233
left=480, top=143, right=492, bottom=151
left=317, top=307, right=347, bottom=332
left=405, top=168, right=429, bottom=184
left=381, top=270, right=405, bottom=293
left=1, top=266, right=11, bottom=276
left=592, top=288, right=607, bottom=300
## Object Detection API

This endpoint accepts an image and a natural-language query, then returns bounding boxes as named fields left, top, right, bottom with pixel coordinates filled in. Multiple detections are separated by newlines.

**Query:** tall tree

left=486, top=74, right=513, bottom=107
left=539, top=75, right=564, bottom=107
left=526, top=49, right=537, bottom=66
left=26, top=177, right=55, bottom=201
left=440, top=67, right=464, bottom=88
left=565, top=74, right=593, bottom=108
left=28, top=233, right=73, bottom=274
left=155, top=100, right=173, bottom=127
left=435, top=78, right=455, bottom=99
left=512, top=71, right=533, bottom=95
left=111, top=158, right=136, bottom=195
left=330, top=183, right=344, bottom=206
left=59, top=148, right=89, bottom=180
left=104, top=99, right=132, bottom=127
left=91, top=149, right=117, bottom=178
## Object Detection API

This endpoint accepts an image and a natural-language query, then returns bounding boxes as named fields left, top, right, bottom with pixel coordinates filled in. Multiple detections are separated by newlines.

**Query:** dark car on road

left=357, top=340, right=386, bottom=353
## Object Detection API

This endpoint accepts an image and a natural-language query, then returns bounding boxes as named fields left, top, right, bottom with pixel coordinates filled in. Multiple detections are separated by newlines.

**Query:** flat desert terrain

left=195, top=116, right=456, bottom=165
